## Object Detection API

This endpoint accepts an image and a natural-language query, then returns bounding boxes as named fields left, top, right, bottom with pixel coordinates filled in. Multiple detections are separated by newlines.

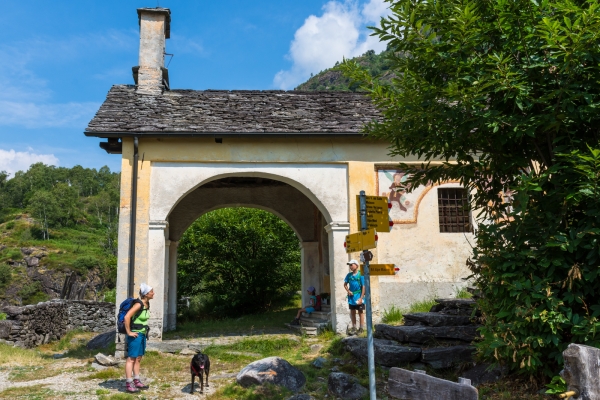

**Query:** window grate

left=438, top=188, right=472, bottom=233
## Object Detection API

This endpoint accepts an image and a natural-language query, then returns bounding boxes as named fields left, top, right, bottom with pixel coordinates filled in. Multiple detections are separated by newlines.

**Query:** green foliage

left=103, top=288, right=116, bottom=303
left=545, top=375, right=567, bottom=395
left=340, top=0, right=600, bottom=377
left=382, top=305, right=403, bottom=324
left=0, top=313, right=6, bottom=321
left=178, top=207, right=301, bottom=318
left=18, top=282, right=48, bottom=305
left=296, top=49, right=394, bottom=91
left=72, top=255, right=100, bottom=275
left=0, top=264, right=11, bottom=289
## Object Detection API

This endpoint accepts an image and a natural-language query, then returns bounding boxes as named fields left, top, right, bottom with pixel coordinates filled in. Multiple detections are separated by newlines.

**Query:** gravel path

left=0, top=331, right=299, bottom=398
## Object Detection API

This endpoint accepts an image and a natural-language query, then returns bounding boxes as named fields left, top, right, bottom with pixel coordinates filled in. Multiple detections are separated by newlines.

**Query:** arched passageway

left=141, top=163, right=352, bottom=339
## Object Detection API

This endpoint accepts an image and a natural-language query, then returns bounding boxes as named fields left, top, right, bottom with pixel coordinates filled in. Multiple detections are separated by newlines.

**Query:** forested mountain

left=295, top=49, right=394, bottom=91
left=0, top=163, right=120, bottom=307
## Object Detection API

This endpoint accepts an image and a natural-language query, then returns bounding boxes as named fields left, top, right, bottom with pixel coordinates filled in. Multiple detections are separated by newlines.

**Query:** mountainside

left=295, top=49, right=394, bottom=91
left=0, top=164, right=119, bottom=308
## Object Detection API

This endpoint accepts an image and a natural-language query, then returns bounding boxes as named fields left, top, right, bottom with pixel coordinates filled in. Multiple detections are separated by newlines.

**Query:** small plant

left=408, top=298, right=437, bottom=314
left=455, top=287, right=473, bottom=299
left=545, top=375, right=567, bottom=395
left=103, top=288, right=116, bottom=303
left=5, top=221, right=14, bottom=230
left=18, top=281, right=49, bottom=305
left=382, top=305, right=404, bottom=324
left=0, top=313, right=6, bottom=320
left=0, top=264, right=12, bottom=288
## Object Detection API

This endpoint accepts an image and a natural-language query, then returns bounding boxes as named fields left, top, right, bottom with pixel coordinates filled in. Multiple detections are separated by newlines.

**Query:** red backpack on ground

left=315, top=295, right=322, bottom=311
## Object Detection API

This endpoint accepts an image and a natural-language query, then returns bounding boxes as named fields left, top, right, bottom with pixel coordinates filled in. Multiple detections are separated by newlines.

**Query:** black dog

left=190, top=351, right=210, bottom=394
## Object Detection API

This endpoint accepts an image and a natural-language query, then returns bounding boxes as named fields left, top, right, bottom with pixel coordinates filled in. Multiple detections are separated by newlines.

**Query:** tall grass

left=0, top=343, right=47, bottom=366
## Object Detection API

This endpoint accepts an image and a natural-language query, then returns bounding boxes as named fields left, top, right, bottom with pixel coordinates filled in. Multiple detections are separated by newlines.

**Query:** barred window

left=438, top=188, right=472, bottom=233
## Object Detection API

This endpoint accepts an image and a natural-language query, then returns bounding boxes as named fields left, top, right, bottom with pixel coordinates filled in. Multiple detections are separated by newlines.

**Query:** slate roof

left=85, top=85, right=379, bottom=137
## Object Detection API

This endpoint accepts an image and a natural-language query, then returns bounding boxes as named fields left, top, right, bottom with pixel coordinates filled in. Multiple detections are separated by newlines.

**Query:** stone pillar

left=162, top=240, right=170, bottom=332
left=301, top=242, right=320, bottom=305
left=325, top=221, right=351, bottom=333
left=147, top=220, right=168, bottom=340
left=167, top=241, right=178, bottom=331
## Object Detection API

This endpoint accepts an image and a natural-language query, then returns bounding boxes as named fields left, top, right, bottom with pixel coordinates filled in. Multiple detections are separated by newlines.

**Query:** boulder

left=86, top=330, right=116, bottom=350
left=312, top=357, right=327, bottom=368
left=287, top=395, right=315, bottom=400
left=24, top=257, right=39, bottom=267
left=375, top=324, right=479, bottom=344
left=327, top=372, right=368, bottom=400
left=342, top=337, right=421, bottom=366
left=461, top=363, right=506, bottom=386
left=561, top=343, right=600, bottom=400
left=421, top=346, right=475, bottom=369
left=0, top=321, right=12, bottom=339
left=237, top=356, right=305, bottom=393
left=403, top=313, right=472, bottom=327
left=95, top=353, right=118, bottom=366
left=388, top=367, right=478, bottom=399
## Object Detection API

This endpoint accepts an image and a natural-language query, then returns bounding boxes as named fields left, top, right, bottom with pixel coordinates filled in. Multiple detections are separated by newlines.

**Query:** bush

left=0, top=264, right=11, bottom=288
left=0, top=313, right=6, bottom=320
left=178, top=208, right=301, bottom=318
left=18, top=282, right=48, bottom=305
left=72, top=256, right=100, bottom=275
left=103, top=288, right=116, bottom=303
left=5, top=221, right=14, bottom=230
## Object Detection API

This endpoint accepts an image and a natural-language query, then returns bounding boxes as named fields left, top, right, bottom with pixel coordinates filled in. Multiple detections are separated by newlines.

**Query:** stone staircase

left=343, top=298, right=481, bottom=369
left=285, top=304, right=331, bottom=336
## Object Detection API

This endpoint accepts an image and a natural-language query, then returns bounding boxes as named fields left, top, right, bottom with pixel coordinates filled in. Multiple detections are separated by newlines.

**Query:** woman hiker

left=124, top=283, right=154, bottom=393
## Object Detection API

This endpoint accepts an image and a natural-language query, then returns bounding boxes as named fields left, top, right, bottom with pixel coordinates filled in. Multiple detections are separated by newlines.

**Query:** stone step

left=430, top=299, right=478, bottom=316
left=302, top=311, right=330, bottom=319
left=421, top=345, right=475, bottom=369
left=342, top=337, right=421, bottom=365
left=403, top=312, right=474, bottom=327
left=321, top=304, right=331, bottom=312
left=299, top=317, right=329, bottom=328
left=375, top=324, right=479, bottom=345
left=285, top=323, right=319, bottom=336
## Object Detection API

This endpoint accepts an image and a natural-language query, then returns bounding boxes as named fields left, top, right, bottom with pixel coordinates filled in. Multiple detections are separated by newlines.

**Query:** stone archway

left=143, top=163, right=352, bottom=338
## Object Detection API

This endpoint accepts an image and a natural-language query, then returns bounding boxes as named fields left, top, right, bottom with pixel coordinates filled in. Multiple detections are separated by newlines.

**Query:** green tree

left=178, top=208, right=301, bottom=317
left=27, top=190, right=60, bottom=239
left=341, top=0, right=600, bottom=377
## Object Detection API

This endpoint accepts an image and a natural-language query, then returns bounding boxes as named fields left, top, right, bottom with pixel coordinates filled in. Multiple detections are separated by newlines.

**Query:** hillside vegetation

left=295, top=49, right=394, bottom=91
left=0, top=163, right=119, bottom=307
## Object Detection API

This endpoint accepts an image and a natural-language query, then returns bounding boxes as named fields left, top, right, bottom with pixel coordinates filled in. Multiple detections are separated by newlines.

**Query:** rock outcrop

left=237, top=357, right=306, bottom=393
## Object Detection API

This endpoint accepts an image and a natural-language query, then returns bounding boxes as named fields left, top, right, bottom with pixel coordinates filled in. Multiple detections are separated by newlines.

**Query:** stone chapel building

left=85, top=7, right=474, bottom=340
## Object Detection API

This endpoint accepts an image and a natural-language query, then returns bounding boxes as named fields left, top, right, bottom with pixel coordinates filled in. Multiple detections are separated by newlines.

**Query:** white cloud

left=274, top=0, right=391, bottom=89
left=0, top=149, right=59, bottom=177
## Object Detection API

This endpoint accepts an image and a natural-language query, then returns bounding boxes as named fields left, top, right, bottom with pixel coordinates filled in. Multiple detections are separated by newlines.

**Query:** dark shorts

left=126, top=332, right=147, bottom=358
left=349, top=304, right=365, bottom=311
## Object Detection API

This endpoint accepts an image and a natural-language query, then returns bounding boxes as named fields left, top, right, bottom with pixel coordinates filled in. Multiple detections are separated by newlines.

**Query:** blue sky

left=0, top=0, right=388, bottom=175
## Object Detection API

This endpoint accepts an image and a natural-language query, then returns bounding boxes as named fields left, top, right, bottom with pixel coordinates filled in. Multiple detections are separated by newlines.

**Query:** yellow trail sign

left=360, top=264, right=397, bottom=276
left=357, top=195, right=392, bottom=233
left=344, top=228, right=377, bottom=253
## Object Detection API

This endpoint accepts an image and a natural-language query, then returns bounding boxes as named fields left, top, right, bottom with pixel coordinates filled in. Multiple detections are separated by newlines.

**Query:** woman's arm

left=124, top=303, right=142, bottom=337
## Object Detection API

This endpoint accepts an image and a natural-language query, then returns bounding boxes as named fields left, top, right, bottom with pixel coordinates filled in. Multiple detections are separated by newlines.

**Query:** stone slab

left=403, top=313, right=472, bottom=327
left=421, top=345, right=475, bottom=369
left=388, top=367, right=478, bottom=400
left=561, top=343, right=600, bottom=400
left=342, top=337, right=421, bottom=366
left=375, top=324, right=479, bottom=344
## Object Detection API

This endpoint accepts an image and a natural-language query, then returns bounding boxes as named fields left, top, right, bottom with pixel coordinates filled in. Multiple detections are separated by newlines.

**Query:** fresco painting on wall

left=377, top=169, right=432, bottom=224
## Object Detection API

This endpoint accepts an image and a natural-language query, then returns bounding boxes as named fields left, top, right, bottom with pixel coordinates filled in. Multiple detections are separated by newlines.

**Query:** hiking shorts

left=305, top=307, right=315, bottom=314
left=126, top=332, right=147, bottom=358
left=349, top=304, right=365, bottom=311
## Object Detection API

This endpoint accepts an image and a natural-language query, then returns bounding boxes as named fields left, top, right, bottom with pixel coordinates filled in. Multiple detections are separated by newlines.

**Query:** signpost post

left=359, top=190, right=377, bottom=400
left=344, top=190, right=392, bottom=400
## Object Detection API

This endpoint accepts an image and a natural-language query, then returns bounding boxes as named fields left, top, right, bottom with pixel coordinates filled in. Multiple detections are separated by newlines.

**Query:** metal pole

left=359, top=190, right=377, bottom=400
left=128, top=137, right=139, bottom=298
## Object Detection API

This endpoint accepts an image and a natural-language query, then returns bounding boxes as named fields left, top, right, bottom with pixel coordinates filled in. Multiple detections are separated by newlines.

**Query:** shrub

left=72, top=256, right=100, bottom=275
left=18, top=282, right=48, bottom=305
left=0, top=313, right=6, bottom=320
left=0, top=264, right=11, bottom=288
left=5, top=221, right=14, bottom=230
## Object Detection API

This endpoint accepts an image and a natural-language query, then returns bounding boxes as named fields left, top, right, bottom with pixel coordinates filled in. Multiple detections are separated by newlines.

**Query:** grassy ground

left=0, top=294, right=550, bottom=399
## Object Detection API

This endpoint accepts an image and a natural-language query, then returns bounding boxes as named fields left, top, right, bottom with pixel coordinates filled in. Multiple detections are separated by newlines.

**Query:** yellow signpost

left=356, top=195, right=392, bottom=232
left=344, top=228, right=377, bottom=253
left=360, top=264, right=397, bottom=276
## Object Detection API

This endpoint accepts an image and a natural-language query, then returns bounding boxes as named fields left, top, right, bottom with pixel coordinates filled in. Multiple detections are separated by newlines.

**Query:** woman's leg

left=295, top=308, right=306, bottom=319
left=133, top=356, right=142, bottom=377
left=125, top=357, right=136, bottom=379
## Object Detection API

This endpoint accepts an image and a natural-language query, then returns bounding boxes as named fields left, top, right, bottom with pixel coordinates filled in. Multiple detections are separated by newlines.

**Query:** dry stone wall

left=0, top=300, right=115, bottom=348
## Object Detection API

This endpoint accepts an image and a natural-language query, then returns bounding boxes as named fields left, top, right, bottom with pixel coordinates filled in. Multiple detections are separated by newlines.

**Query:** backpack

left=315, top=295, right=322, bottom=312
left=117, top=298, right=144, bottom=334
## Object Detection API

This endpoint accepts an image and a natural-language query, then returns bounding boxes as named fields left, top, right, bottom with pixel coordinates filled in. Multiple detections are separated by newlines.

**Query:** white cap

left=347, top=259, right=359, bottom=266
left=140, top=283, right=153, bottom=296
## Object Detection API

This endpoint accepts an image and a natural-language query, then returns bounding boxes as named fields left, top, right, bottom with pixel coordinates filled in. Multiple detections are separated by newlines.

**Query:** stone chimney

left=133, top=7, right=171, bottom=94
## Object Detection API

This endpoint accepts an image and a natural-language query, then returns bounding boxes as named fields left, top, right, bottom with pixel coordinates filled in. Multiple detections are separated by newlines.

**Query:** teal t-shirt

left=344, top=272, right=364, bottom=305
